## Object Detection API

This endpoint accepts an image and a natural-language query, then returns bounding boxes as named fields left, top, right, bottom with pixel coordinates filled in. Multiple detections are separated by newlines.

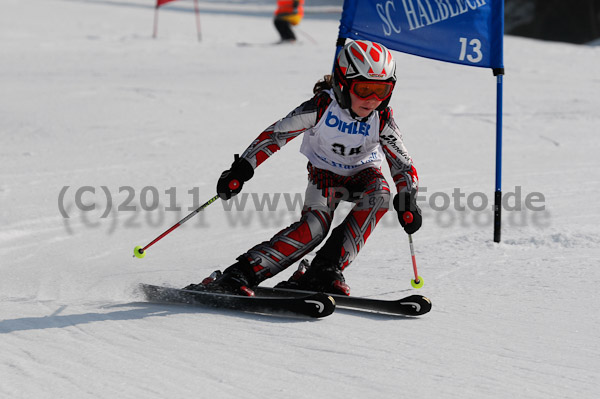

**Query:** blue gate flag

left=338, top=0, right=504, bottom=69
left=336, top=1, right=505, bottom=242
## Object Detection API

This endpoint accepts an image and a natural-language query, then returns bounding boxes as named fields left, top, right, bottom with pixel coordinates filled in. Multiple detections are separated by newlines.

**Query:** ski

left=236, top=41, right=301, bottom=47
left=139, top=284, right=335, bottom=318
left=253, top=286, right=432, bottom=316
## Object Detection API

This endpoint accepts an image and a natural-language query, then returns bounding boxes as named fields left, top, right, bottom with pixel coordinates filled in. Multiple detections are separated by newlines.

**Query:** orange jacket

left=275, top=0, right=304, bottom=17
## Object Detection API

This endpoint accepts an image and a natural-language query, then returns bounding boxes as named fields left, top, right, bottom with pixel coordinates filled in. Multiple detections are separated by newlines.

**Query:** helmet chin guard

left=332, top=40, right=397, bottom=112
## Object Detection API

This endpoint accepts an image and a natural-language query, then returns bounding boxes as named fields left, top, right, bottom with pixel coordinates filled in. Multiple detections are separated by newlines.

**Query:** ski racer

left=184, top=40, right=422, bottom=296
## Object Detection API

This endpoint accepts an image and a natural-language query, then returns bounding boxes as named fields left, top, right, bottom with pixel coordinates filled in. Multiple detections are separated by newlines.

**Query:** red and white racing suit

left=236, top=90, right=418, bottom=283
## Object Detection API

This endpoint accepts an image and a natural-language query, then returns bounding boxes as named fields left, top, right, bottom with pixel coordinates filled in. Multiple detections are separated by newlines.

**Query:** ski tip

left=304, top=293, right=336, bottom=318
left=400, top=294, right=432, bottom=315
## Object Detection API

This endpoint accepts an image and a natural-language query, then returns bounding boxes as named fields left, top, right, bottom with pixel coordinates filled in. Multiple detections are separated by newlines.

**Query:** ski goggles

left=350, top=80, right=394, bottom=101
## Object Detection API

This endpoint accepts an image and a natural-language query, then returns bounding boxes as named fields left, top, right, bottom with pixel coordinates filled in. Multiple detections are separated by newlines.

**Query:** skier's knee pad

left=300, top=208, right=333, bottom=239
left=355, top=188, right=390, bottom=212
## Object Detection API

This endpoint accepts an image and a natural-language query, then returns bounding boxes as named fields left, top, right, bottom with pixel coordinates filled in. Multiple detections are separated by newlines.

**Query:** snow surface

left=1, top=0, right=600, bottom=398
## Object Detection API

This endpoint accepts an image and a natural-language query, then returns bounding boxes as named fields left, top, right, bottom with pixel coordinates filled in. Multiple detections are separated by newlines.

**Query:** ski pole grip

left=403, top=211, right=413, bottom=224
left=229, top=179, right=240, bottom=190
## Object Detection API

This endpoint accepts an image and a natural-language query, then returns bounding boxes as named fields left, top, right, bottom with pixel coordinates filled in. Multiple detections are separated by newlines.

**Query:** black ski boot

left=276, top=257, right=351, bottom=296
left=183, top=258, right=257, bottom=296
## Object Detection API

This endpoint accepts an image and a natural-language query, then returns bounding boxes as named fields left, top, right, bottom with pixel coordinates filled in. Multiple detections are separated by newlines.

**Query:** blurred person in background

left=274, top=0, right=304, bottom=43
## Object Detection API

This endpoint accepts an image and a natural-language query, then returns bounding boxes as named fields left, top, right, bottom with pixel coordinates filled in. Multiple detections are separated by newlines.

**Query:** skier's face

left=350, top=92, right=382, bottom=118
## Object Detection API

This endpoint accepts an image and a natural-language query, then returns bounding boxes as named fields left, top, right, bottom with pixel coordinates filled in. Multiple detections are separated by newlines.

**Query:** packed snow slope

left=1, top=0, right=600, bottom=398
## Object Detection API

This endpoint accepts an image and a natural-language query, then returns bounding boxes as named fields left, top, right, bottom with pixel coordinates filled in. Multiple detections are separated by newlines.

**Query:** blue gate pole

left=493, top=69, right=504, bottom=243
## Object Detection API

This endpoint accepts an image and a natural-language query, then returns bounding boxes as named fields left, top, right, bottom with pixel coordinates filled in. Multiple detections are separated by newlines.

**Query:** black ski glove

left=393, top=191, right=422, bottom=234
left=216, top=154, right=254, bottom=200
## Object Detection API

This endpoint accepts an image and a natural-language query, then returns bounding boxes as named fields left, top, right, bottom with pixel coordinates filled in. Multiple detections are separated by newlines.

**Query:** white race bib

left=300, top=95, right=383, bottom=176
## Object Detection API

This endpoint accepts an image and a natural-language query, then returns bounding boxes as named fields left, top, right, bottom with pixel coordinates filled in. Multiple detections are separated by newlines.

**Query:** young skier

left=184, top=40, right=422, bottom=296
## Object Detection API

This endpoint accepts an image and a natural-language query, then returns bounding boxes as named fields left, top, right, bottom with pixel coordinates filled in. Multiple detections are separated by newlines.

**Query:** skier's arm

left=379, top=108, right=422, bottom=234
left=239, top=92, right=331, bottom=169
left=378, top=108, right=418, bottom=194
left=216, top=92, right=331, bottom=200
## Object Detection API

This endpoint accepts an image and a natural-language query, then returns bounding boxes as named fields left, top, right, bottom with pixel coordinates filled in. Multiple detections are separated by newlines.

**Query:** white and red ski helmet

left=333, top=40, right=397, bottom=111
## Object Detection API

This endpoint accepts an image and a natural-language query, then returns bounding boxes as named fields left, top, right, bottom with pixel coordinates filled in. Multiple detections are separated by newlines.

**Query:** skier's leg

left=186, top=182, right=334, bottom=294
left=282, top=168, right=390, bottom=295
left=241, top=211, right=331, bottom=282
left=239, top=181, right=336, bottom=281
left=273, top=17, right=296, bottom=41
left=316, top=169, right=390, bottom=270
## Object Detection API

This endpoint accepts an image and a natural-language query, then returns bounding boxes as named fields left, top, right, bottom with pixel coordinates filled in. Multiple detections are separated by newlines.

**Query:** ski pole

left=133, top=180, right=240, bottom=258
left=403, top=212, right=424, bottom=288
left=296, top=27, right=317, bottom=44
left=133, top=194, right=218, bottom=258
